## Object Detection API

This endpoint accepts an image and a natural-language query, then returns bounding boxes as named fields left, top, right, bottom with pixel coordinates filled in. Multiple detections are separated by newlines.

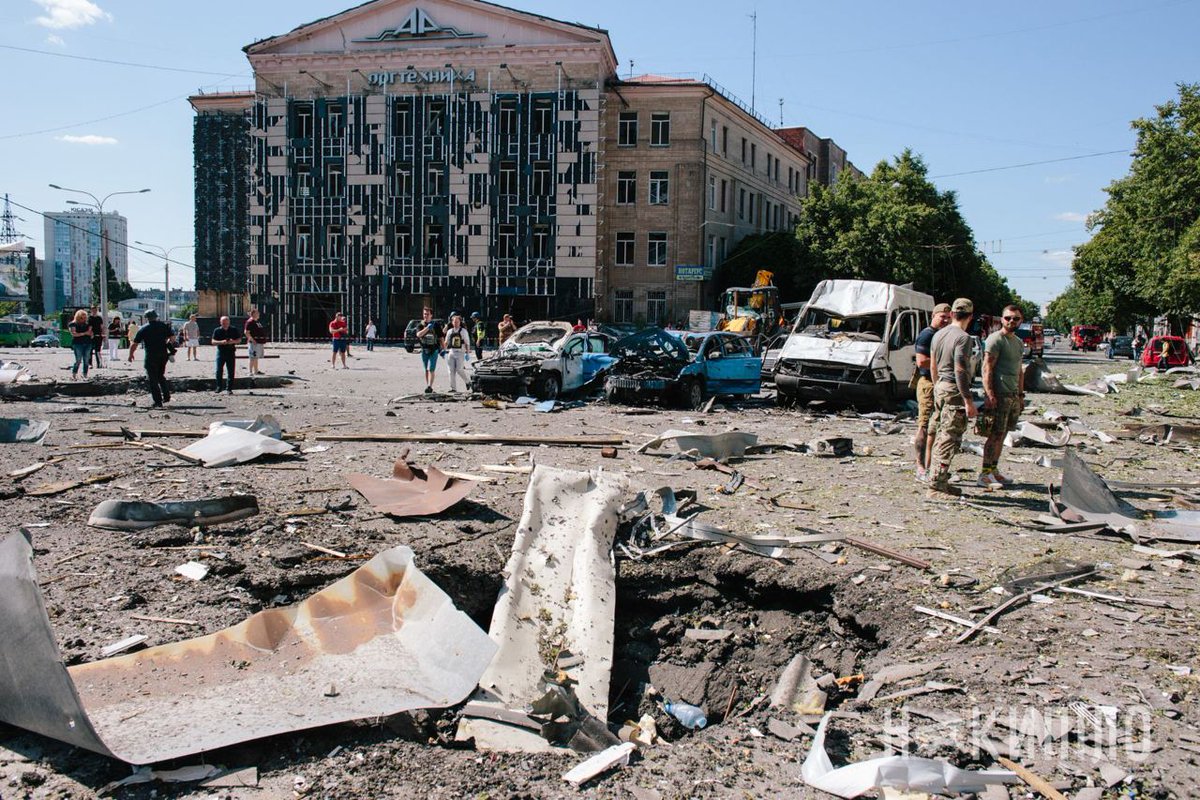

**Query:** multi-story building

left=599, top=75, right=813, bottom=325
left=41, top=209, right=129, bottom=314
left=191, top=0, right=860, bottom=337
left=775, top=127, right=863, bottom=189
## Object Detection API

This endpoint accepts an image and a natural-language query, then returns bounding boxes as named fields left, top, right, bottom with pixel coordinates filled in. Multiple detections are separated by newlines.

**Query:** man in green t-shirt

left=980, top=304, right=1026, bottom=488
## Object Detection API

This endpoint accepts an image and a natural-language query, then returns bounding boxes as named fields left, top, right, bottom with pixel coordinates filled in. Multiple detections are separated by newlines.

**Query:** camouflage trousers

left=930, top=382, right=968, bottom=470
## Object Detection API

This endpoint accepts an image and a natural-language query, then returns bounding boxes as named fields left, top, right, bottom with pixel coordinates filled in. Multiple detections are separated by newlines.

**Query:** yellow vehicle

left=716, top=270, right=785, bottom=354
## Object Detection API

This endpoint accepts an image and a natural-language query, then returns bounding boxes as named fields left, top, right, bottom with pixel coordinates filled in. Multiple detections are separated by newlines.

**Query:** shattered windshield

left=612, top=328, right=692, bottom=362
left=502, top=324, right=569, bottom=355
left=797, top=308, right=887, bottom=342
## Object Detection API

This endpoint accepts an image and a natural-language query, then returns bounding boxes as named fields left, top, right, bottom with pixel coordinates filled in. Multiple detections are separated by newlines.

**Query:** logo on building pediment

left=354, top=8, right=484, bottom=42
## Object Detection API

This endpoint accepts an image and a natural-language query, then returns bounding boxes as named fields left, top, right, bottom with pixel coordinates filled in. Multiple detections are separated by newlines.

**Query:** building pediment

left=246, top=0, right=613, bottom=58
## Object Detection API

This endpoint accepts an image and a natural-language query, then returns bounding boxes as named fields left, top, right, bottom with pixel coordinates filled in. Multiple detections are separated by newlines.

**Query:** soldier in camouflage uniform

left=926, top=298, right=978, bottom=499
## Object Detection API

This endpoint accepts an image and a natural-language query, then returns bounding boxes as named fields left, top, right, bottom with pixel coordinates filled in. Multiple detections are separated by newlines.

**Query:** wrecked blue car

left=470, top=321, right=616, bottom=399
left=605, top=328, right=762, bottom=409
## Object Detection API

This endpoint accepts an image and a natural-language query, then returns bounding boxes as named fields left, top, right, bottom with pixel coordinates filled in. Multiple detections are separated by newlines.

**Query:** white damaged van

left=774, top=279, right=933, bottom=406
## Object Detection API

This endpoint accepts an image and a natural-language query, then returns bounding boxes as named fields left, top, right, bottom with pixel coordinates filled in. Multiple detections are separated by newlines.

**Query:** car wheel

left=683, top=379, right=705, bottom=410
left=538, top=372, right=561, bottom=401
left=405, top=345, right=415, bottom=353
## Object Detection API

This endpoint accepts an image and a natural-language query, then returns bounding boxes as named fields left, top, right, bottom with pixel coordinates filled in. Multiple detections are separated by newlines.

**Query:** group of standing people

left=914, top=298, right=1027, bottom=499
left=68, top=306, right=138, bottom=379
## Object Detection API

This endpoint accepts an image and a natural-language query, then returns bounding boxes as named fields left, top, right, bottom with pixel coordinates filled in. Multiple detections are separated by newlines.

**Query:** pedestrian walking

left=88, top=307, right=104, bottom=368
left=244, top=308, right=267, bottom=375
left=68, top=308, right=92, bottom=380
left=979, top=304, right=1026, bottom=488
left=211, top=315, right=241, bottom=395
left=416, top=307, right=443, bottom=393
left=329, top=311, right=350, bottom=368
left=471, top=312, right=485, bottom=360
left=107, top=315, right=123, bottom=362
left=127, top=318, right=139, bottom=352
left=365, top=319, right=377, bottom=351
left=498, top=313, right=516, bottom=347
left=926, top=298, right=978, bottom=499
left=183, top=313, right=201, bottom=361
left=128, top=309, right=173, bottom=408
left=913, top=302, right=952, bottom=481
left=444, top=313, right=472, bottom=392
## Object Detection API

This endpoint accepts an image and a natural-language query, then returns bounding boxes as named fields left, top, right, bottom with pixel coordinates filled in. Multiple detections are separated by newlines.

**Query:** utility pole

left=749, top=10, right=758, bottom=113
left=779, top=98, right=784, bottom=127
left=50, top=184, right=150, bottom=354
left=136, top=241, right=194, bottom=320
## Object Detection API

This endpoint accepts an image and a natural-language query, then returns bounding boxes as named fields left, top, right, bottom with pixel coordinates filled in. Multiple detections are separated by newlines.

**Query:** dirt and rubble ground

left=0, top=341, right=1197, bottom=799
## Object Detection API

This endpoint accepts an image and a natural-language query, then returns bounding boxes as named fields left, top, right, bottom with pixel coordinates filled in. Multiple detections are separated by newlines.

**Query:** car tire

left=538, top=372, right=561, bottom=401
left=683, top=379, right=705, bottom=410
left=405, top=345, right=415, bottom=353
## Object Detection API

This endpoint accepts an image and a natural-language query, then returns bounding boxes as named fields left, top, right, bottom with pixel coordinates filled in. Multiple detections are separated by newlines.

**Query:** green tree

left=1064, top=83, right=1200, bottom=331
left=91, top=258, right=137, bottom=307
left=725, top=149, right=1031, bottom=314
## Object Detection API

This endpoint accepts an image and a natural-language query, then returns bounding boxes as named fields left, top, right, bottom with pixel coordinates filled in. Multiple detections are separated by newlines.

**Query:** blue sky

left=1, top=0, right=1196, bottom=308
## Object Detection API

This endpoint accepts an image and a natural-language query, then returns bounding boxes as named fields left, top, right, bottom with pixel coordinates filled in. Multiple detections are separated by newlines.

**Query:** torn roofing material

left=1059, top=449, right=1200, bottom=544
left=459, top=465, right=626, bottom=752
left=179, top=415, right=295, bottom=467
left=88, top=496, right=260, bottom=531
left=635, top=429, right=758, bottom=460
left=347, top=457, right=476, bottom=517
left=0, top=532, right=496, bottom=764
left=0, top=418, right=50, bottom=444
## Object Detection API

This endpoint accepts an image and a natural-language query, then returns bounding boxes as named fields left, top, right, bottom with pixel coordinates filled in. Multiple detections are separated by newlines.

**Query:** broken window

left=499, top=161, right=518, bottom=196
left=427, top=163, right=445, bottom=196
left=426, top=100, right=446, bottom=137
left=533, top=99, right=554, bottom=135
left=498, top=99, right=517, bottom=136
left=326, top=163, right=344, bottom=196
left=295, top=224, right=312, bottom=260
left=395, top=164, right=413, bottom=196
left=648, top=232, right=667, bottom=266
left=649, top=171, right=669, bottom=205
left=618, top=111, right=638, bottom=146
left=497, top=224, right=517, bottom=259
left=615, top=232, right=634, bottom=267
left=614, top=289, right=634, bottom=323
left=327, top=103, right=345, bottom=137
left=530, top=225, right=551, bottom=260
left=394, top=225, right=412, bottom=258
left=293, top=103, right=313, bottom=139
left=425, top=224, right=445, bottom=260
left=532, top=161, right=552, bottom=196
left=617, top=171, right=636, bottom=205
left=646, top=290, right=667, bottom=324
left=326, top=225, right=343, bottom=260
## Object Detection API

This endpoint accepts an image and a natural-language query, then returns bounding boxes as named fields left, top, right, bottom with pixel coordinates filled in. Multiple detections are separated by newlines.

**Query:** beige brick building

left=598, top=76, right=815, bottom=325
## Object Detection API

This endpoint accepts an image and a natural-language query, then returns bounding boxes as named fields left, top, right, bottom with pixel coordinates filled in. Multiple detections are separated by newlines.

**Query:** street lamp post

left=49, top=184, right=150, bottom=358
left=135, top=242, right=193, bottom=320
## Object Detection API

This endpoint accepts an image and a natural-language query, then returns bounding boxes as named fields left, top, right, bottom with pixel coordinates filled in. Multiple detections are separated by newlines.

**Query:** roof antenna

left=749, top=10, right=757, bottom=113
left=628, top=58, right=634, bottom=79
left=778, top=97, right=784, bottom=127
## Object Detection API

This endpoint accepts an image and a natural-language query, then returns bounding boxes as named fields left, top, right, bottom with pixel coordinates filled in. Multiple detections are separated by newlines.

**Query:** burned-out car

left=605, top=328, right=762, bottom=409
left=470, top=321, right=616, bottom=399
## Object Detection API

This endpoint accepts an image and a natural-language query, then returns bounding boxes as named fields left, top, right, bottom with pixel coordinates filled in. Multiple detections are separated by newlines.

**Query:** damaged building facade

left=191, top=0, right=855, bottom=338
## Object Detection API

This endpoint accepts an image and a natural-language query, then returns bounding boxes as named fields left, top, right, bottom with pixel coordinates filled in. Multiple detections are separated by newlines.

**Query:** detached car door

left=560, top=335, right=586, bottom=391
left=580, top=334, right=616, bottom=385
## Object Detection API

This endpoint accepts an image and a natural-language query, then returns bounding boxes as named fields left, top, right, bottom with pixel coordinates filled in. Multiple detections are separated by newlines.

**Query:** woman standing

left=69, top=309, right=93, bottom=380
left=107, top=315, right=123, bottom=362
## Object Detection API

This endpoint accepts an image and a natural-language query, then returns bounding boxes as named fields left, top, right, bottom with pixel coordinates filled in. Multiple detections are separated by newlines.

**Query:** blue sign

left=675, top=265, right=707, bottom=282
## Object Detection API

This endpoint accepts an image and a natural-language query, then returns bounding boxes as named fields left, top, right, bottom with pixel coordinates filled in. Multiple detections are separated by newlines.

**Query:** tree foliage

left=717, top=150, right=1029, bottom=315
left=1055, top=83, right=1200, bottom=332
left=91, top=258, right=137, bottom=307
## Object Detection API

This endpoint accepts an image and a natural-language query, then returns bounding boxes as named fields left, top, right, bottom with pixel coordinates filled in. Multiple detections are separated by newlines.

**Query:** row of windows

left=612, top=289, right=669, bottom=325
left=614, top=231, right=668, bottom=267
left=294, top=224, right=557, bottom=262
left=707, top=118, right=807, bottom=194
left=292, top=97, right=559, bottom=141
left=617, top=111, right=671, bottom=147
left=616, top=170, right=669, bottom=206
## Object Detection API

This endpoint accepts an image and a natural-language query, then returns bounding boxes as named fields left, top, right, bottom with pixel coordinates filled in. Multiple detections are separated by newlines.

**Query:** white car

left=470, top=321, right=616, bottom=399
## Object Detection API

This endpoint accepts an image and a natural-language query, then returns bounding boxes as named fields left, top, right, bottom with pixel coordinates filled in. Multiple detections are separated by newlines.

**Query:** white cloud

left=1054, top=211, right=1087, bottom=223
left=32, top=0, right=111, bottom=30
left=1039, top=249, right=1074, bottom=268
left=56, top=134, right=118, bottom=145
left=45, top=33, right=66, bottom=46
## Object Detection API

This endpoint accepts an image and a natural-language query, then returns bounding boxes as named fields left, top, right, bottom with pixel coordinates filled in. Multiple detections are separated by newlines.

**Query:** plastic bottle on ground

left=664, top=701, right=707, bottom=730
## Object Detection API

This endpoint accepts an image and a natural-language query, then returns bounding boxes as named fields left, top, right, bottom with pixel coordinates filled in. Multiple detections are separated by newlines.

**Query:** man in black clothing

left=128, top=309, right=173, bottom=407
left=88, top=307, right=104, bottom=368
left=211, top=315, right=241, bottom=395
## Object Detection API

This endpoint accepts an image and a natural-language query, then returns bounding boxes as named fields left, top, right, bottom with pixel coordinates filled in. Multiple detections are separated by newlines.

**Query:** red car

left=1141, top=335, right=1193, bottom=369
left=1070, top=325, right=1102, bottom=351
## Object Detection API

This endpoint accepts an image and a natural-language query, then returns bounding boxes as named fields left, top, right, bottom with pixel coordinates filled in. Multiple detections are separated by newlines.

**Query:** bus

left=0, top=319, right=35, bottom=347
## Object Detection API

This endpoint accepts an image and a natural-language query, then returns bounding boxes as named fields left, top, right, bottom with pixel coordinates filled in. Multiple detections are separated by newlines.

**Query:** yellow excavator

left=716, top=270, right=785, bottom=354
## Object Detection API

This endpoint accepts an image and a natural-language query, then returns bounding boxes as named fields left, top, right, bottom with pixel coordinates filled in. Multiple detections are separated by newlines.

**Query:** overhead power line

left=932, top=150, right=1129, bottom=178
left=0, top=43, right=248, bottom=77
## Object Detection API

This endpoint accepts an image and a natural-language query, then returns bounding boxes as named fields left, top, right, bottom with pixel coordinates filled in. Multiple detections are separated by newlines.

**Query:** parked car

left=1141, top=335, right=1194, bottom=369
left=30, top=333, right=59, bottom=348
left=470, top=320, right=615, bottom=399
left=403, top=318, right=444, bottom=353
left=1108, top=335, right=1135, bottom=359
left=1070, top=325, right=1102, bottom=351
left=1015, top=323, right=1045, bottom=358
left=605, top=328, right=762, bottom=409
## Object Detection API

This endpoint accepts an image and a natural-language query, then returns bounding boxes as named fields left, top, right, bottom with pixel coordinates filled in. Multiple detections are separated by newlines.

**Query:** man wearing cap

left=926, top=298, right=978, bottom=498
left=980, top=304, right=1026, bottom=488
left=913, top=302, right=953, bottom=481
left=128, top=309, right=174, bottom=408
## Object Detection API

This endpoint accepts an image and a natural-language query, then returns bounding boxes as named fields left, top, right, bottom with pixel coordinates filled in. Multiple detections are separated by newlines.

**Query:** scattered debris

left=562, top=741, right=637, bottom=786
left=770, top=654, right=827, bottom=716
left=179, top=416, right=296, bottom=468
left=955, top=566, right=1098, bottom=643
left=801, top=437, right=854, bottom=457
left=174, top=561, right=209, bottom=581
left=26, top=472, right=118, bottom=497
left=995, top=756, right=1068, bottom=800
left=635, top=429, right=758, bottom=460
left=88, top=496, right=260, bottom=531
left=801, top=713, right=1016, bottom=798
left=314, top=431, right=624, bottom=447
left=100, top=634, right=149, bottom=658
left=0, top=532, right=496, bottom=764
left=0, top=418, right=50, bottom=444
left=347, top=456, right=476, bottom=518
left=845, top=537, right=932, bottom=571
